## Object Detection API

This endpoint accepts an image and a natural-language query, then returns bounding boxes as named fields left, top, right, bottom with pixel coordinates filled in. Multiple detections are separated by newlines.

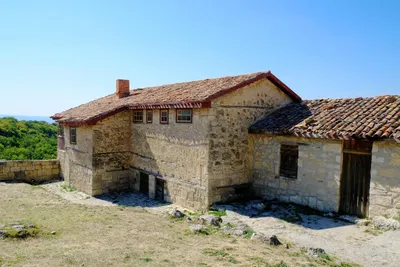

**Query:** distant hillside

left=0, top=114, right=54, bottom=124
left=0, top=117, right=57, bottom=160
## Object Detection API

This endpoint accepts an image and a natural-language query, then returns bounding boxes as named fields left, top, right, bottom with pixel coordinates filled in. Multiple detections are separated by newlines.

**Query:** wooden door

left=339, top=140, right=372, bottom=217
left=140, top=172, right=149, bottom=195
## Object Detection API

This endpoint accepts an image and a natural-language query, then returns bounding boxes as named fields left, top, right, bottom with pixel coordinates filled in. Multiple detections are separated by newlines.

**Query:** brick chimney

left=116, top=79, right=130, bottom=98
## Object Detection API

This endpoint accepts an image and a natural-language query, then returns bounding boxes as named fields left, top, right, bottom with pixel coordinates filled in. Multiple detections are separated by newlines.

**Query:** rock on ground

left=189, top=224, right=208, bottom=233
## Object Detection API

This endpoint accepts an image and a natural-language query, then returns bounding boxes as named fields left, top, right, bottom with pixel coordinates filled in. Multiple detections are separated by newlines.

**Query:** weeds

left=202, top=248, right=228, bottom=257
left=61, top=184, right=76, bottom=192
left=208, top=210, right=227, bottom=217
left=244, top=228, right=255, bottom=239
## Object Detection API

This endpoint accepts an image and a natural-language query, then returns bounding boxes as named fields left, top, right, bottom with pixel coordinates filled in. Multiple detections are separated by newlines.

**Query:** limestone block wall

left=370, top=142, right=400, bottom=217
left=92, top=111, right=132, bottom=195
left=208, top=78, right=293, bottom=204
left=131, top=108, right=210, bottom=210
left=249, top=135, right=342, bottom=212
left=0, top=160, right=59, bottom=183
left=58, top=126, right=94, bottom=195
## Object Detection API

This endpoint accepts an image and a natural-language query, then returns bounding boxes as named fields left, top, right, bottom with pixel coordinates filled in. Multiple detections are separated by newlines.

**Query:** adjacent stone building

left=52, top=72, right=400, bottom=217
left=249, top=97, right=400, bottom=218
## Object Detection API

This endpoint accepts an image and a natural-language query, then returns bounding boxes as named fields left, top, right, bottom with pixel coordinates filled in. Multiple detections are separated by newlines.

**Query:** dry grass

left=0, top=182, right=358, bottom=267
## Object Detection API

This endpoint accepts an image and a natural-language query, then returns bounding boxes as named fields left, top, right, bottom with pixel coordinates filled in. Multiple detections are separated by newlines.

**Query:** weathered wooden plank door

left=339, top=140, right=372, bottom=217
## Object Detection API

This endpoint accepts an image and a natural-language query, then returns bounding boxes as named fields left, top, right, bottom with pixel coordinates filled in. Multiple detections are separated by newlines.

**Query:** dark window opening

left=279, top=144, right=298, bottom=179
left=176, top=109, right=192, bottom=123
left=70, top=127, right=77, bottom=145
left=160, top=109, right=169, bottom=124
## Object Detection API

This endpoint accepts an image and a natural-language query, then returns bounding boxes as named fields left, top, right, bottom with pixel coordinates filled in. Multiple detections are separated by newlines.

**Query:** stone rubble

left=0, top=221, right=36, bottom=238
left=372, top=216, right=400, bottom=231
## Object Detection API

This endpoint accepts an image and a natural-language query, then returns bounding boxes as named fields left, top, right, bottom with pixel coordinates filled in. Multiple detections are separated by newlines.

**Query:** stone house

left=52, top=72, right=400, bottom=217
left=249, top=96, right=400, bottom=218
left=51, top=72, right=301, bottom=210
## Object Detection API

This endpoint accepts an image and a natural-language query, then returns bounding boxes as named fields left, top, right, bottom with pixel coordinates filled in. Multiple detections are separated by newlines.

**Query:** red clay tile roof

left=51, top=71, right=301, bottom=125
left=249, top=95, right=400, bottom=142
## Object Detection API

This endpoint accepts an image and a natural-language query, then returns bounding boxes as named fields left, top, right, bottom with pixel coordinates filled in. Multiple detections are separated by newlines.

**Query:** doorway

left=339, top=140, right=372, bottom=217
left=139, top=172, right=149, bottom=195
left=155, top=178, right=165, bottom=201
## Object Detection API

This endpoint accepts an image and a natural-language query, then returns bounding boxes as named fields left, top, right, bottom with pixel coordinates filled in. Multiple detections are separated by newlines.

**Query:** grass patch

left=248, top=256, right=265, bottom=263
left=61, top=184, right=76, bottom=192
left=202, top=248, right=228, bottom=257
left=364, top=228, right=383, bottom=236
left=141, top=257, right=152, bottom=262
left=244, top=228, right=255, bottom=239
left=184, top=210, right=203, bottom=216
left=208, top=210, right=227, bottom=217
left=266, top=261, right=289, bottom=267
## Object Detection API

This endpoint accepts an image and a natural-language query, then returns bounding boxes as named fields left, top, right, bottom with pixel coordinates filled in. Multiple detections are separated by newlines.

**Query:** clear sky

left=0, top=0, right=399, bottom=116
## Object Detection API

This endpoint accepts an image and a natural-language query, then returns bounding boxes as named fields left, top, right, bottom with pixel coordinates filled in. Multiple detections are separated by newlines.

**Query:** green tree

left=0, top=117, right=57, bottom=160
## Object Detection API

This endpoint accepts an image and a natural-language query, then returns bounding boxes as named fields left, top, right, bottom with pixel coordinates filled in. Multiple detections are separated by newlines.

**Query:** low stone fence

left=0, top=160, right=60, bottom=183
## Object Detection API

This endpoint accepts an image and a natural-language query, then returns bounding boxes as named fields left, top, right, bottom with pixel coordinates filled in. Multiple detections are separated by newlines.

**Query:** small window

left=176, top=109, right=192, bottom=123
left=70, top=127, right=77, bottom=145
left=146, top=110, right=153, bottom=123
left=160, top=109, right=169, bottom=124
left=133, top=110, right=143, bottom=123
left=279, top=144, right=298, bottom=179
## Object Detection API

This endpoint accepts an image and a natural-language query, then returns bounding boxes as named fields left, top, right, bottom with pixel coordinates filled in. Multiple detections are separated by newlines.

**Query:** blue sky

left=0, top=0, right=399, bottom=116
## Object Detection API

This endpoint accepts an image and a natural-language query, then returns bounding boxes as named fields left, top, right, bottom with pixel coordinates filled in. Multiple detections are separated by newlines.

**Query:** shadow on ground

left=94, top=191, right=170, bottom=209
left=214, top=199, right=355, bottom=230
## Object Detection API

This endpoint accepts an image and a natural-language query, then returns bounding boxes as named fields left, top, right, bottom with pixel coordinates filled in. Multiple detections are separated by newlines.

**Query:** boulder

left=170, top=209, right=185, bottom=218
left=269, top=235, right=282, bottom=246
left=308, top=248, right=326, bottom=257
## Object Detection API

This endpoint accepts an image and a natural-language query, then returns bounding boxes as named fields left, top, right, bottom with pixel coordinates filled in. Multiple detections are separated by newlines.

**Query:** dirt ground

left=0, top=182, right=361, bottom=267
left=214, top=202, right=400, bottom=267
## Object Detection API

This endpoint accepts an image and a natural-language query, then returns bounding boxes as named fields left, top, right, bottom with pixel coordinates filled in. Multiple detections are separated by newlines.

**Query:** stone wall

left=370, top=141, right=400, bottom=218
left=130, top=108, right=210, bottom=210
left=249, top=135, right=342, bottom=212
left=59, top=126, right=94, bottom=195
left=0, top=160, right=59, bottom=183
left=92, top=111, right=132, bottom=195
left=208, top=78, right=293, bottom=204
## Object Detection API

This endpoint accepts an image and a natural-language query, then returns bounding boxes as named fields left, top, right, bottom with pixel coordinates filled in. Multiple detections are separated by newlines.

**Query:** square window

left=70, top=127, right=77, bottom=145
left=160, top=109, right=169, bottom=124
left=146, top=110, right=153, bottom=123
left=133, top=110, right=143, bottom=123
left=176, top=109, right=192, bottom=123
left=279, top=144, right=298, bottom=179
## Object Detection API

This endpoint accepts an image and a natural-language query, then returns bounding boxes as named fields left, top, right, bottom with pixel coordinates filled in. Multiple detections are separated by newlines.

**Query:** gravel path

left=214, top=202, right=400, bottom=267
left=42, top=182, right=400, bottom=267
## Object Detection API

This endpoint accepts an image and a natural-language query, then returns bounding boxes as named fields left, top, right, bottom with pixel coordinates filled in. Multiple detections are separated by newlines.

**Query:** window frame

left=176, top=108, right=193, bottom=123
left=146, top=110, right=153, bottom=123
left=133, top=110, right=144, bottom=123
left=160, top=109, right=169, bottom=124
left=279, top=144, right=298, bottom=179
left=70, top=127, right=77, bottom=145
